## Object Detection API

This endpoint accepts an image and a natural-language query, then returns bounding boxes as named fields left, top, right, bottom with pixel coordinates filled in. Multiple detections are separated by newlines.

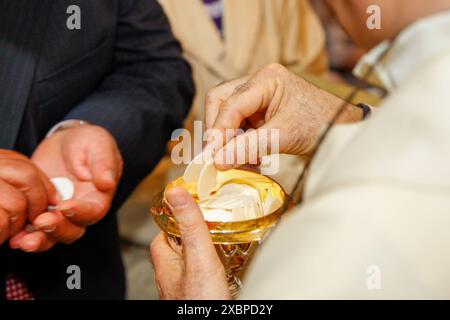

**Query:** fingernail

left=59, top=203, right=72, bottom=211
left=59, top=205, right=76, bottom=217
left=39, top=224, right=56, bottom=233
left=62, top=209, right=76, bottom=217
left=166, top=188, right=189, bottom=209
left=10, top=214, right=19, bottom=223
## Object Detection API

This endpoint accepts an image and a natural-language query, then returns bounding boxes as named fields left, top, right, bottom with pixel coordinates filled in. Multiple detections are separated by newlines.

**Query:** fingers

left=36, top=167, right=59, bottom=205
left=150, top=232, right=182, bottom=270
left=63, top=141, right=93, bottom=182
left=211, top=80, right=264, bottom=132
left=32, top=211, right=85, bottom=244
left=205, top=76, right=250, bottom=129
left=10, top=210, right=86, bottom=252
left=61, top=125, right=122, bottom=192
left=9, top=230, right=56, bottom=253
left=211, top=64, right=284, bottom=132
left=0, top=179, right=27, bottom=236
left=214, top=118, right=284, bottom=171
left=87, top=134, right=122, bottom=192
left=58, top=191, right=110, bottom=226
left=165, top=187, right=221, bottom=273
left=205, top=65, right=286, bottom=156
left=150, top=232, right=185, bottom=300
left=0, top=158, right=52, bottom=221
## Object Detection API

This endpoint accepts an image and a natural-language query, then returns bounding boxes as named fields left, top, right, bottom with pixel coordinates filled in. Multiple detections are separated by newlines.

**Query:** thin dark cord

left=290, top=40, right=397, bottom=203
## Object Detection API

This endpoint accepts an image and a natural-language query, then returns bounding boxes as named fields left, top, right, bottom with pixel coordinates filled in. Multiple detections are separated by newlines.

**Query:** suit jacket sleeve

left=63, top=0, right=194, bottom=174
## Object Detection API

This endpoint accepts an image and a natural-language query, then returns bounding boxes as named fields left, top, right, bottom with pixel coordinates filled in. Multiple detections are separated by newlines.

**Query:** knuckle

left=265, top=63, right=286, bottom=73
left=263, top=63, right=289, bottom=80
left=19, top=163, right=39, bottom=180
left=206, top=81, right=228, bottom=102
left=2, top=191, right=27, bottom=214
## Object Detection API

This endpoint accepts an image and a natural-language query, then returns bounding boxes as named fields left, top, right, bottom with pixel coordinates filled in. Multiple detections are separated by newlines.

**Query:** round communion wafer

left=51, top=177, right=75, bottom=201
left=183, top=151, right=213, bottom=183
left=202, top=209, right=234, bottom=222
left=199, top=183, right=263, bottom=221
left=197, top=159, right=217, bottom=201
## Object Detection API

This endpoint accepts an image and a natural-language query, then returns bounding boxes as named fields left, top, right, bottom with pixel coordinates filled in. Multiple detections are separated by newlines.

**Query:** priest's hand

left=205, top=63, right=364, bottom=171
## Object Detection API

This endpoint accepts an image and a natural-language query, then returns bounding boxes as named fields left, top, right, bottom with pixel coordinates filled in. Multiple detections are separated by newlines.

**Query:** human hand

left=0, top=150, right=58, bottom=245
left=205, top=63, right=363, bottom=170
left=9, top=124, right=123, bottom=252
left=150, top=187, right=231, bottom=300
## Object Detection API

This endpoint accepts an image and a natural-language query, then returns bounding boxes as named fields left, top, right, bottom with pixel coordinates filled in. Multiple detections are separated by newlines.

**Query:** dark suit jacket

left=0, top=0, right=194, bottom=299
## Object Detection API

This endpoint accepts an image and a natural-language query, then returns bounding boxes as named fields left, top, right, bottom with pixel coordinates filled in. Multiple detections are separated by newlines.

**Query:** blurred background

left=118, top=0, right=381, bottom=300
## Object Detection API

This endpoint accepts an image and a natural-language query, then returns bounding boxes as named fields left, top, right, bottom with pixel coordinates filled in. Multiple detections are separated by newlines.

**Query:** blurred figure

left=159, top=0, right=328, bottom=126
left=311, top=0, right=365, bottom=77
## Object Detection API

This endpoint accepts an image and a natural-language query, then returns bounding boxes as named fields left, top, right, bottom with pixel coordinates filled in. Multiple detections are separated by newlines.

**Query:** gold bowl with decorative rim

left=151, top=169, right=288, bottom=298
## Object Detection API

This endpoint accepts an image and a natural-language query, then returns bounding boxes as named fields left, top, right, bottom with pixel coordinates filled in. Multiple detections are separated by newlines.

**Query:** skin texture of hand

left=151, top=187, right=231, bottom=300
left=205, top=63, right=364, bottom=171
left=9, top=124, right=123, bottom=253
left=0, top=150, right=58, bottom=245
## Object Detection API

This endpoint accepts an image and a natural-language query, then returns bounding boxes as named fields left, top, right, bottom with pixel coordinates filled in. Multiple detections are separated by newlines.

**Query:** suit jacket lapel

left=0, top=0, right=53, bottom=149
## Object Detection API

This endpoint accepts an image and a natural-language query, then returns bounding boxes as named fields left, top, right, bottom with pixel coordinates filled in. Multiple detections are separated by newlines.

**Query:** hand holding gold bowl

left=151, top=169, right=288, bottom=298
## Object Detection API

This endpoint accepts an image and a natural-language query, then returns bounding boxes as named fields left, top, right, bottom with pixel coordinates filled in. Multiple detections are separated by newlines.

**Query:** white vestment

left=240, top=11, right=450, bottom=299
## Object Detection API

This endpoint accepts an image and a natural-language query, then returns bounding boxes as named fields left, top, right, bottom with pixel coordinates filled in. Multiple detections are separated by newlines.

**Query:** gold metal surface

left=152, top=169, right=287, bottom=244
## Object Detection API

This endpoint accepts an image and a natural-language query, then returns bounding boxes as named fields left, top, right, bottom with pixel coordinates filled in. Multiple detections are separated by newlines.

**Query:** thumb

left=165, top=187, right=219, bottom=269
left=88, top=140, right=121, bottom=192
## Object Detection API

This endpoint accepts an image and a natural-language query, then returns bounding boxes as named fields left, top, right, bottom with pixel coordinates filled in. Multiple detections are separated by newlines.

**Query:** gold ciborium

left=151, top=169, right=287, bottom=298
